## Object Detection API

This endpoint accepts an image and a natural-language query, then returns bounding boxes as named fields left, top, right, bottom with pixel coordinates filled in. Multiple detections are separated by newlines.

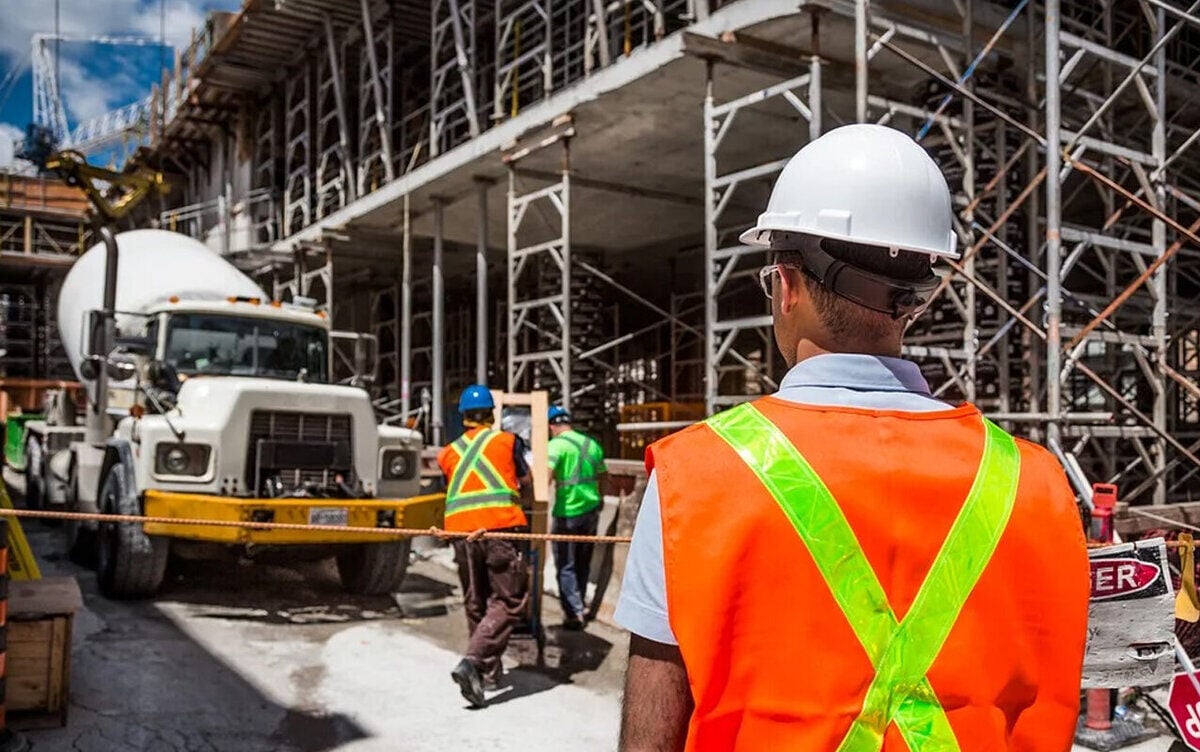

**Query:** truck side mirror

left=115, top=335, right=154, bottom=355
left=85, top=310, right=104, bottom=356
left=79, top=357, right=99, bottom=381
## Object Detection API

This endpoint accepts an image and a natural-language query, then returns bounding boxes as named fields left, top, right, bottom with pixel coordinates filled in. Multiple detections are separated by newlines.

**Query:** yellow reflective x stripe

left=446, top=430, right=515, bottom=511
left=557, top=433, right=600, bottom=486
left=706, top=403, right=1020, bottom=752
left=845, top=417, right=1019, bottom=752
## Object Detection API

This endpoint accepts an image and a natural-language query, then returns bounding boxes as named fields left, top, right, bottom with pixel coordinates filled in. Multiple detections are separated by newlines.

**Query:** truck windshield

left=164, top=313, right=329, bottom=383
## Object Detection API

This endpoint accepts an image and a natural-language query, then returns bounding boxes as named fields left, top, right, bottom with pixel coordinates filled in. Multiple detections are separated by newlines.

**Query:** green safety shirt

left=548, top=429, right=607, bottom=518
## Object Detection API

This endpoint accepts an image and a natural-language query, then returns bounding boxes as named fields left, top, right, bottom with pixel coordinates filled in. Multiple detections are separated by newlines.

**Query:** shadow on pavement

left=18, top=520, right=372, bottom=752
left=486, top=627, right=616, bottom=707
left=153, top=550, right=454, bottom=626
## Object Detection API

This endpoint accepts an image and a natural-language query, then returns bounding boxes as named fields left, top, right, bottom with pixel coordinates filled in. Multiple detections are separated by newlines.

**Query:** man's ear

left=778, top=266, right=804, bottom=316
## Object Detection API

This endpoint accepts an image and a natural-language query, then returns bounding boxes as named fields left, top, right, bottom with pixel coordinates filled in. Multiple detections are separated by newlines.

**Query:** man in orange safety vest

left=440, top=384, right=531, bottom=708
left=615, top=124, right=1090, bottom=751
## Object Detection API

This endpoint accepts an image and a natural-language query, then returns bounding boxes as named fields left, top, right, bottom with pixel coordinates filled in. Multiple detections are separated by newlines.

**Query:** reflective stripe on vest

left=555, top=432, right=600, bottom=487
left=445, top=430, right=517, bottom=515
left=706, top=403, right=1020, bottom=751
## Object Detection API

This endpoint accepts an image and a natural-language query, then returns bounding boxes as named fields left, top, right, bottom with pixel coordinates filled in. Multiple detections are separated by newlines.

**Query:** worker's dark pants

left=551, top=509, right=600, bottom=620
left=453, top=536, right=529, bottom=683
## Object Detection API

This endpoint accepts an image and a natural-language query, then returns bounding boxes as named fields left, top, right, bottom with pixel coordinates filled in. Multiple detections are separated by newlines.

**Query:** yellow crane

left=45, top=149, right=167, bottom=223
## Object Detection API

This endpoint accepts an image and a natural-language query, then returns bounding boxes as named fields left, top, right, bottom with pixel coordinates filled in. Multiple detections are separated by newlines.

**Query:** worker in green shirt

left=547, top=405, right=608, bottom=630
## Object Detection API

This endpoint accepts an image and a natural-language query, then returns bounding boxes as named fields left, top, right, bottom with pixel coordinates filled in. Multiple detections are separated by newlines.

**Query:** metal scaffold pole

left=702, top=63, right=717, bottom=415
left=401, top=193, right=413, bottom=420
left=433, top=199, right=446, bottom=445
left=854, top=0, right=868, bottom=123
left=1044, top=0, right=1063, bottom=445
left=476, top=179, right=489, bottom=385
left=1151, top=4, right=1169, bottom=504
left=560, top=140, right=572, bottom=412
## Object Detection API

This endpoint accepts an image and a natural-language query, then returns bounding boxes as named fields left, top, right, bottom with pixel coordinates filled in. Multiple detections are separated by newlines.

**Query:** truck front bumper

left=143, top=490, right=445, bottom=544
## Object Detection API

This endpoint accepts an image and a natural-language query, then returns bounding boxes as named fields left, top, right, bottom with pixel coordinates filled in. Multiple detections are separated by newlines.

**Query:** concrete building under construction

left=50, top=0, right=1200, bottom=505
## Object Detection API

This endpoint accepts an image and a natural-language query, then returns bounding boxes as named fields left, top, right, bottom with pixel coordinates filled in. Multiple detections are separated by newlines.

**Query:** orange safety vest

left=648, top=398, right=1089, bottom=751
left=438, top=427, right=528, bottom=533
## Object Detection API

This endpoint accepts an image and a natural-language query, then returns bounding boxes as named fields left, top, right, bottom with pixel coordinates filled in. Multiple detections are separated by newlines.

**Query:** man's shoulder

left=1011, top=435, right=1069, bottom=479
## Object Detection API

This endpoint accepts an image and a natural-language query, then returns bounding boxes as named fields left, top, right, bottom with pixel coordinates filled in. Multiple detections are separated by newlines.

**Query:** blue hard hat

left=458, top=384, right=495, bottom=413
left=548, top=405, right=571, bottom=424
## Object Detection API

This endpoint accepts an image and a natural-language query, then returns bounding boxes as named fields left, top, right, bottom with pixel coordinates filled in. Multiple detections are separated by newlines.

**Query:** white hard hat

left=740, top=124, right=958, bottom=259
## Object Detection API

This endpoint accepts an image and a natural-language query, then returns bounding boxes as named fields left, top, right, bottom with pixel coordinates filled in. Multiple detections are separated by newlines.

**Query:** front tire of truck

left=336, top=539, right=412, bottom=596
left=22, top=436, right=43, bottom=510
left=95, top=465, right=168, bottom=599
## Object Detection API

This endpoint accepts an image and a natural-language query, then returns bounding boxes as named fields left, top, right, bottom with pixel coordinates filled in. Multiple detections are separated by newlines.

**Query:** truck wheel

left=96, top=466, right=167, bottom=599
left=22, top=437, right=44, bottom=510
left=336, top=539, right=412, bottom=596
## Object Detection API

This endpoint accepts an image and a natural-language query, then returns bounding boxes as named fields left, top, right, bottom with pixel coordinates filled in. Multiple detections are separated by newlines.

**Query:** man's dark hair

left=775, top=237, right=933, bottom=342
left=463, top=408, right=495, bottom=425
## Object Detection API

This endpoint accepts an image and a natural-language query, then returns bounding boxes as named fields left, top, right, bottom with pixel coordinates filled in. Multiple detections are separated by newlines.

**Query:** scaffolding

left=119, top=0, right=1200, bottom=504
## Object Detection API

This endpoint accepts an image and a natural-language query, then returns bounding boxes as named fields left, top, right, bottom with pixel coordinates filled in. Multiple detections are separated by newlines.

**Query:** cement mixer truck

left=21, top=229, right=441, bottom=598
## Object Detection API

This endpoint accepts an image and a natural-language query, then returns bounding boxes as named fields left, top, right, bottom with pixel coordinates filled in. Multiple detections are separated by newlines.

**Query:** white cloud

left=130, top=2, right=210, bottom=51
left=0, top=0, right=227, bottom=129
left=57, top=57, right=131, bottom=122
left=0, top=122, right=23, bottom=166
left=0, top=1, right=220, bottom=59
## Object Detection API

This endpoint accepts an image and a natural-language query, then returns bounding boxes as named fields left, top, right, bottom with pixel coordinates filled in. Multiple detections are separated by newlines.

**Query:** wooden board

left=490, top=390, right=549, bottom=642
left=7, top=615, right=71, bottom=717
left=0, top=173, right=89, bottom=216
left=5, top=577, right=80, bottom=726
left=1117, top=501, right=1200, bottom=538
left=9, top=577, right=83, bottom=619
left=1082, top=539, right=1176, bottom=689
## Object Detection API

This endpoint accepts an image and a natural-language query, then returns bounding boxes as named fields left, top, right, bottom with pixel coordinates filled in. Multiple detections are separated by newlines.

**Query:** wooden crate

left=6, top=577, right=82, bottom=728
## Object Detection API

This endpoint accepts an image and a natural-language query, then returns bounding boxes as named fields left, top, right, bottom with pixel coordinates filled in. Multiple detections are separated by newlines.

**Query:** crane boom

left=45, top=149, right=167, bottom=223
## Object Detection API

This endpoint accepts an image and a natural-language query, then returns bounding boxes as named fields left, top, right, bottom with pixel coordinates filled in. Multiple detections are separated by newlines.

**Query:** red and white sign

left=1170, top=673, right=1200, bottom=751
left=1089, top=557, right=1161, bottom=601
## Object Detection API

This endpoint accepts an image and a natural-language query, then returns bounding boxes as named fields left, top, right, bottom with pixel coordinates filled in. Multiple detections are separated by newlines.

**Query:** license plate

left=308, top=507, right=348, bottom=526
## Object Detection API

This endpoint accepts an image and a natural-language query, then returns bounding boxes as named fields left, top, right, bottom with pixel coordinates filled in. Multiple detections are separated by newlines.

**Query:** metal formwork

left=701, top=21, right=823, bottom=412
left=283, top=61, right=313, bottom=237
left=430, top=0, right=481, bottom=156
left=358, top=3, right=397, bottom=195
left=315, top=18, right=353, bottom=218
left=505, top=135, right=572, bottom=408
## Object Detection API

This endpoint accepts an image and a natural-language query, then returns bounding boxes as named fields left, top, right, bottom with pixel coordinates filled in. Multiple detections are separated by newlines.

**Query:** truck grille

left=245, top=410, right=355, bottom=493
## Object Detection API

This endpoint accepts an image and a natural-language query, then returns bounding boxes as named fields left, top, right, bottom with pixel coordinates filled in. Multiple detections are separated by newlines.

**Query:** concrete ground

left=4, top=470, right=625, bottom=752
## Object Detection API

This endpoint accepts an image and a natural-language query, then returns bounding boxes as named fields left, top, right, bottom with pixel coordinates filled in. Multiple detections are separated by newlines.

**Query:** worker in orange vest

left=439, top=384, right=531, bottom=708
left=615, top=124, right=1090, bottom=750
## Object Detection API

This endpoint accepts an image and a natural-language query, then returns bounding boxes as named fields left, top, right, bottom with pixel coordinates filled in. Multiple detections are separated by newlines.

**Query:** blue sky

left=0, top=0, right=240, bottom=168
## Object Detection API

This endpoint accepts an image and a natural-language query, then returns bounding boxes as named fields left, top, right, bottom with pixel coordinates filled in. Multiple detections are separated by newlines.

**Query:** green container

left=3, top=414, right=40, bottom=470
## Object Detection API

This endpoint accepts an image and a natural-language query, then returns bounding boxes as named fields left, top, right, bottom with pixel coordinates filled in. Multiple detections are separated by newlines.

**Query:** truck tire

left=336, top=539, right=411, bottom=596
left=96, top=466, right=167, bottom=599
left=22, top=436, right=44, bottom=510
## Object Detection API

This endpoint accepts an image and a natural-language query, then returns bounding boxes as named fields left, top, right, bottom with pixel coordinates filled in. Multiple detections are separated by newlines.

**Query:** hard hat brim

left=739, top=224, right=961, bottom=260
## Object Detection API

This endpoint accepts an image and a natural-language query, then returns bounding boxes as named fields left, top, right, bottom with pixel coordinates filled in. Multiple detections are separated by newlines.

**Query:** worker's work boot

left=563, top=615, right=585, bottom=631
left=451, top=659, right=486, bottom=708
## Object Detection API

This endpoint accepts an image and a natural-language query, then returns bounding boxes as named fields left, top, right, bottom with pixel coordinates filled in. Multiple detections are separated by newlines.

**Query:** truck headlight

left=155, top=443, right=211, bottom=476
left=381, top=449, right=415, bottom=480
